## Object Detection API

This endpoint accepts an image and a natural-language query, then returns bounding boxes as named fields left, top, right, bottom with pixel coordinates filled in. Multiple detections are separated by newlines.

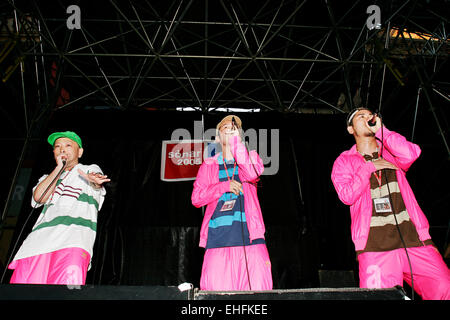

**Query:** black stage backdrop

left=5, top=110, right=449, bottom=288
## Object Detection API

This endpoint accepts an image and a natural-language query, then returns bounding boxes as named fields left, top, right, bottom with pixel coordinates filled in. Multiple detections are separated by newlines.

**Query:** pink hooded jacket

left=192, top=136, right=266, bottom=248
left=331, top=126, right=431, bottom=251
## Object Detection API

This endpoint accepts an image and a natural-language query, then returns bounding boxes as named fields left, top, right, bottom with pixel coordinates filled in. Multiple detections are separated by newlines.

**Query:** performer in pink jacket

left=191, top=115, right=272, bottom=291
left=331, top=107, right=450, bottom=300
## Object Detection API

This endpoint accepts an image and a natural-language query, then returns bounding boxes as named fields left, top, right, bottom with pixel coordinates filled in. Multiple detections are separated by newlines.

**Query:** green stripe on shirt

left=78, top=193, right=100, bottom=210
left=32, top=216, right=97, bottom=232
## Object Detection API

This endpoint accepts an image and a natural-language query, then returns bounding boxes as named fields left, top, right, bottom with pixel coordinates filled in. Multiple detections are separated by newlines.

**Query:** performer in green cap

left=8, top=131, right=110, bottom=285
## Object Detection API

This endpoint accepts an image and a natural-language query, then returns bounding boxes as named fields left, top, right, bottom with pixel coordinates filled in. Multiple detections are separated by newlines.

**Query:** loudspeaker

left=194, top=287, right=407, bottom=300
left=0, top=284, right=193, bottom=300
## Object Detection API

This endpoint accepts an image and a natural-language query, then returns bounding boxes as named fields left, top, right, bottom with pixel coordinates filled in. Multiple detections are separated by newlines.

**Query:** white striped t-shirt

left=12, top=163, right=106, bottom=269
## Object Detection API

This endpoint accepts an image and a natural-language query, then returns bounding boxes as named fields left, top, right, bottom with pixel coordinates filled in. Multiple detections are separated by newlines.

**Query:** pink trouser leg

left=358, top=245, right=450, bottom=300
left=9, top=247, right=90, bottom=285
left=401, top=246, right=450, bottom=300
left=200, top=244, right=272, bottom=291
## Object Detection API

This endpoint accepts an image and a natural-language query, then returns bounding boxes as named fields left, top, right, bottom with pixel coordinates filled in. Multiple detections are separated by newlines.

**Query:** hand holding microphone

left=230, top=117, right=243, bottom=142
left=367, top=113, right=381, bottom=132
left=57, top=153, right=68, bottom=169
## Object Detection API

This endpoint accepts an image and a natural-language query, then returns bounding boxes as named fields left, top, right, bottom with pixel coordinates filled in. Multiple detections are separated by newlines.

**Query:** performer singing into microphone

left=331, top=107, right=450, bottom=299
left=192, top=115, right=272, bottom=291
left=8, top=131, right=110, bottom=285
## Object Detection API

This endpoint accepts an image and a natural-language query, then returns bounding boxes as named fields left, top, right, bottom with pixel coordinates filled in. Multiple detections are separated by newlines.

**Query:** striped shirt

left=206, top=153, right=265, bottom=249
left=358, top=152, right=431, bottom=254
left=12, top=163, right=106, bottom=269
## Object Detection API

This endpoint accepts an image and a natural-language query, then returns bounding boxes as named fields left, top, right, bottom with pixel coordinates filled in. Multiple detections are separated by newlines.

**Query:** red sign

left=161, top=140, right=215, bottom=182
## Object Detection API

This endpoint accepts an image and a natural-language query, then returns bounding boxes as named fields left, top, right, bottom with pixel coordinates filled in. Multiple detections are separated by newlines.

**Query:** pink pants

left=9, top=247, right=90, bottom=285
left=200, top=244, right=272, bottom=291
left=358, top=245, right=450, bottom=300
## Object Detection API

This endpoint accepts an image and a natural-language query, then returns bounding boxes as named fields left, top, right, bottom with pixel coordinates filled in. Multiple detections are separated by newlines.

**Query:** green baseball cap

left=48, top=131, right=83, bottom=148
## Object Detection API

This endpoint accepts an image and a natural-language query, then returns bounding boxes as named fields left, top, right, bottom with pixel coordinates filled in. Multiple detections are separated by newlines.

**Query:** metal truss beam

left=1, top=0, right=448, bottom=115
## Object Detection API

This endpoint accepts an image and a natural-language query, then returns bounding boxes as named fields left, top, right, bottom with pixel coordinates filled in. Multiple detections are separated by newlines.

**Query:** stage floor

left=0, top=284, right=407, bottom=300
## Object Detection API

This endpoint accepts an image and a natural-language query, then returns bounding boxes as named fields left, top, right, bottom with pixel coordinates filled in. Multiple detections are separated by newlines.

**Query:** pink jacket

left=192, top=136, right=266, bottom=248
left=331, top=126, right=431, bottom=251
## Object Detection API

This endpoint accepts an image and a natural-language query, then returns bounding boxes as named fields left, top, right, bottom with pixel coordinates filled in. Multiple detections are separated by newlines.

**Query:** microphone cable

left=0, top=161, right=67, bottom=284
left=238, top=189, right=252, bottom=291
left=222, top=158, right=252, bottom=291
left=230, top=118, right=254, bottom=290
left=232, top=117, right=261, bottom=188
left=238, top=137, right=261, bottom=291
left=376, top=116, right=415, bottom=300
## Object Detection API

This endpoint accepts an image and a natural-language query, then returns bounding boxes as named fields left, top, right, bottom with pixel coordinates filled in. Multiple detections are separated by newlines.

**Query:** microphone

left=232, top=117, right=243, bottom=141
left=231, top=116, right=260, bottom=187
left=368, top=114, right=377, bottom=127
left=62, top=159, right=67, bottom=167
